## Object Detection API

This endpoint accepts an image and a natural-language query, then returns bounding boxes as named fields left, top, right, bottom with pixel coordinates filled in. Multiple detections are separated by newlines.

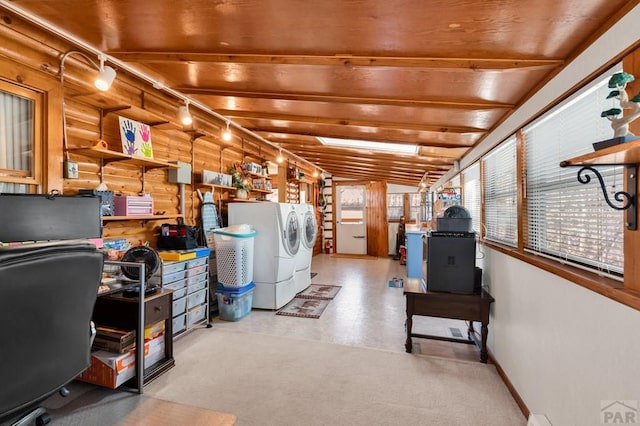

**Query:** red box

left=113, top=195, right=154, bottom=216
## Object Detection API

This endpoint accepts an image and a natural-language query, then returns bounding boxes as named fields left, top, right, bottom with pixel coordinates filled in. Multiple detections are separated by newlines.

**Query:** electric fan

left=120, top=246, right=161, bottom=282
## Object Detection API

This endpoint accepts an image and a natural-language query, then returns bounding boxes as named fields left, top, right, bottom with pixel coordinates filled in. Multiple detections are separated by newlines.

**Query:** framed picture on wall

left=118, top=116, right=154, bottom=159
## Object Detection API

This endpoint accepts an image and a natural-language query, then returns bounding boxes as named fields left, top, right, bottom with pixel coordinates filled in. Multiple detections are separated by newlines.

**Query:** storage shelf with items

left=89, top=286, right=175, bottom=390
left=63, top=107, right=186, bottom=244
left=286, top=181, right=300, bottom=204
left=152, top=248, right=212, bottom=339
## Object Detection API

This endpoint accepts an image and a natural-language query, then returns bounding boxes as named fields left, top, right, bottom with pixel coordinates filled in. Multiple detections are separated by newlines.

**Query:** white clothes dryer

left=294, top=203, right=318, bottom=292
left=228, top=202, right=301, bottom=309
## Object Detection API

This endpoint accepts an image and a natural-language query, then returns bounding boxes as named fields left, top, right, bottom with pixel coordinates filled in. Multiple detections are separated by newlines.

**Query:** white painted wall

left=479, top=248, right=640, bottom=426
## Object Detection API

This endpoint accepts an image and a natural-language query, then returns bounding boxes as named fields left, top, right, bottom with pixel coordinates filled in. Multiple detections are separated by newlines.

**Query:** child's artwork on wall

left=118, top=116, right=154, bottom=159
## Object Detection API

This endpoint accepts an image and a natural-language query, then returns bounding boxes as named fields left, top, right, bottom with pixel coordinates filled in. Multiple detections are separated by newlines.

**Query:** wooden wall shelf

left=560, top=139, right=640, bottom=166
left=248, top=172, right=271, bottom=180
left=103, top=214, right=183, bottom=222
left=561, top=139, right=638, bottom=230
left=224, top=198, right=269, bottom=203
left=198, top=183, right=236, bottom=191
left=68, top=147, right=180, bottom=170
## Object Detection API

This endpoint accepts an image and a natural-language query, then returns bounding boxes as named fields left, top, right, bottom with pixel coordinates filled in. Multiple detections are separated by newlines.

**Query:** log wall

left=0, top=11, right=314, bottom=247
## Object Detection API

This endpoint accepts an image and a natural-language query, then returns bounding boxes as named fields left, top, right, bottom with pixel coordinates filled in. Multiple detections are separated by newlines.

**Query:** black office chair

left=0, top=240, right=104, bottom=425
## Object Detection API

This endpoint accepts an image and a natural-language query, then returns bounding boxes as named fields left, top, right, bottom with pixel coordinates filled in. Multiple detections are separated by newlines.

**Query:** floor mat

left=276, top=298, right=332, bottom=319
left=295, top=284, right=341, bottom=300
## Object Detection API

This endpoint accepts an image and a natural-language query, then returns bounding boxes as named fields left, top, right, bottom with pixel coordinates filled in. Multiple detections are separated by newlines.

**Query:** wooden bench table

left=403, top=278, right=495, bottom=363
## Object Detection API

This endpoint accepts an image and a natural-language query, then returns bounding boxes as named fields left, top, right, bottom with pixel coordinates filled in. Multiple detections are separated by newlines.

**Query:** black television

left=426, top=232, right=477, bottom=294
left=0, top=193, right=102, bottom=243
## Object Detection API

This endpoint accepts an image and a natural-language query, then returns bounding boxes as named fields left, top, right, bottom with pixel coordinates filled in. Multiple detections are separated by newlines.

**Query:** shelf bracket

left=576, top=165, right=637, bottom=230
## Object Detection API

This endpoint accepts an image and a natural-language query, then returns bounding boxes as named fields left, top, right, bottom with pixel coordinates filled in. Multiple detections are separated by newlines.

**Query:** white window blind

left=0, top=87, right=34, bottom=193
left=408, top=193, right=421, bottom=222
left=462, top=163, right=481, bottom=234
left=524, top=63, right=623, bottom=275
left=387, top=193, right=404, bottom=220
left=421, top=191, right=432, bottom=223
left=483, top=136, right=517, bottom=246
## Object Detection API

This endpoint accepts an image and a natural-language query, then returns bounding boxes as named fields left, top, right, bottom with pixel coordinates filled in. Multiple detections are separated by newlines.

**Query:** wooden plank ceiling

left=4, top=0, right=636, bottom=186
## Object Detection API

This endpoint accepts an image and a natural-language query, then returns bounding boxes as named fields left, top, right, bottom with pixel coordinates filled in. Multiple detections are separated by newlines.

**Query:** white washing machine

left=294, top=203, right=318, bottom=293
left=228, top=202, right=300, bottom=309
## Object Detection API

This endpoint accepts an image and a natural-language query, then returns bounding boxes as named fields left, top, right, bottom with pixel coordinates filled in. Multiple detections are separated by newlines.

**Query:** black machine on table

left=427, top=206, right=480, bottom=295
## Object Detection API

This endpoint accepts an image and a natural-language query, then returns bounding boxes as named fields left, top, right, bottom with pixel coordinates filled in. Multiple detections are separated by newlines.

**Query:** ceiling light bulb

left=222, top=122, right=232, bottom=142
left=177, top=104, right=192, bottom=126
left=276, top=150, right=284, bottom=164
left=313, top=170, right=319, bottom=178
left=94, top=56, right=116, bottom=91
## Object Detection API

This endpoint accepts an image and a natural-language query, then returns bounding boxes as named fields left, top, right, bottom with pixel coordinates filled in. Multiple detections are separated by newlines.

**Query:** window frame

left=482, top=135, right=518, bottom=247
left=521, top=65, right=624, bottom=278
left=0, top=79, right=43, bottom=191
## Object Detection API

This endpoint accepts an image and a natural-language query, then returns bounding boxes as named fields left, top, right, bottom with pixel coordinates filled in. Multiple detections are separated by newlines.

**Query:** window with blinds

left=462, top=163, right=481, bottom=234
left=0, top=81, right=41, bottom=193
left=387, top=193, right=404, bottom=221
left=523, top=63, right=624, bottom=276
left=483, top=136, right=517, bottom=246
left=408, top=193, right=421, bottom=222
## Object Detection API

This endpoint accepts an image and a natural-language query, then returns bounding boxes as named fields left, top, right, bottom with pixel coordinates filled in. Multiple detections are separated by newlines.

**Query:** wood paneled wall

left=0, top=12, right=314, bottom=247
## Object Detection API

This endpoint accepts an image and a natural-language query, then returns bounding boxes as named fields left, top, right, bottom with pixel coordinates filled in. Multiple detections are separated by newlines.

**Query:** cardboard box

left=92, top=326, right=136, bottom=354
left=144, top=320, right=165, bottom=341
left=77, top=334, right=165, bottom=389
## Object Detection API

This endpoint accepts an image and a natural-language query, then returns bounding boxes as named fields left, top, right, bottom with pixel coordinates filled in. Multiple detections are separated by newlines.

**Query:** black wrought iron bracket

left=575, top=165, right=637, bottom=230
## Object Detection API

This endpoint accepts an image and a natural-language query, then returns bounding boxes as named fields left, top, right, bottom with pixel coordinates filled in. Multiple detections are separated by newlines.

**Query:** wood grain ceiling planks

left=3, top=0, right=636, bottom=186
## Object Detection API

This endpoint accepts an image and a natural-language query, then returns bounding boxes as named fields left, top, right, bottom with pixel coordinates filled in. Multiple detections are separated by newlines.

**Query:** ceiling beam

left=112, top=52, right=563, bottom=71
left=320, top=167, right=422, bottom=182
left=252, top=125, right=474, bottom=148
left=306, top=156, right=450, bottom=173
left=180, top=88, right=514, bottom=110
left=320, top=165, right=443, bottom=184
left=273, top=137, right=468, bottom=158
left=219, top=110, right=486, bottom=134
left=278, top=146, right=454, bottom=168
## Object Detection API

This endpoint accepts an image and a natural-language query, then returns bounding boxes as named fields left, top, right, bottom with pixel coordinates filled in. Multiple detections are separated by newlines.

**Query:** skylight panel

left=317, top=137, right=418, bottom=154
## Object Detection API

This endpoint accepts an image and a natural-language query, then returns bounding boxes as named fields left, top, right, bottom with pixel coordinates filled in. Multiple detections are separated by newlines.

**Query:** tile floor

left=212, top=253, right=481, bottom=362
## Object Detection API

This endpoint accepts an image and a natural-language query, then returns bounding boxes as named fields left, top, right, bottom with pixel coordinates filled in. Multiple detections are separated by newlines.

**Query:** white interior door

left=336, top=185, right=366, bottom=255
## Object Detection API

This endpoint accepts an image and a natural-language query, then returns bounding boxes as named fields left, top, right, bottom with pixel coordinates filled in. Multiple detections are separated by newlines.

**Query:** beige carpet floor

left=145, top=329, right=525, bottom=426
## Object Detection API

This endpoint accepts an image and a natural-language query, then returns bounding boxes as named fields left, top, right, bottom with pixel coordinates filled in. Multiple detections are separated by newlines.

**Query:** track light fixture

left=94, top=54, right=116, bottom=91
left=277, top=149, right=284, bottom=164
left=59, top=50, right=117, bottom=92
left=177, top=101, right=193, bottom=127
left=222, top=121, right=232, bottom=142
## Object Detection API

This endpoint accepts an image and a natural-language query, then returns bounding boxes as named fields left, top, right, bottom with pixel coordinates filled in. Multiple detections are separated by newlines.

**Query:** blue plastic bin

left=216, top=282, right=255, bottom=321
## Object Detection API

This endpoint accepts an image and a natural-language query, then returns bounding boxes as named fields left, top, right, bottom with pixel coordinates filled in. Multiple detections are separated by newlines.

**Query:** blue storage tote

left=216, top=282, right=255, bottom=321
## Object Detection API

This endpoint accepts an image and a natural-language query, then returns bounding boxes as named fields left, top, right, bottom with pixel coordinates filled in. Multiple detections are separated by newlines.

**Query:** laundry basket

left=213, top=225, right=257, bottom=288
